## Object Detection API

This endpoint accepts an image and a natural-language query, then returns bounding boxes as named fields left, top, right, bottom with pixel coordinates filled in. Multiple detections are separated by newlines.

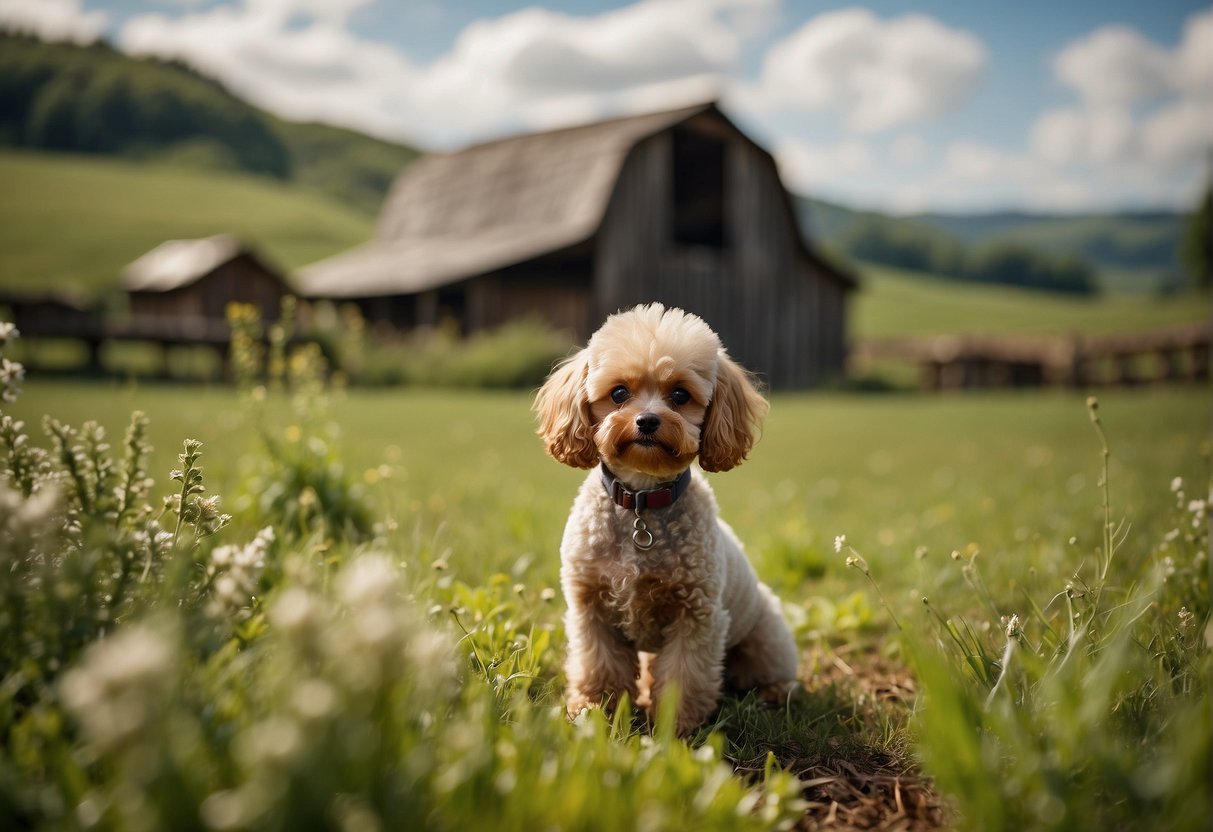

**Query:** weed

left=909, top=396, right=1210, bottom=831
left=228, top=301, right=373, bottom=541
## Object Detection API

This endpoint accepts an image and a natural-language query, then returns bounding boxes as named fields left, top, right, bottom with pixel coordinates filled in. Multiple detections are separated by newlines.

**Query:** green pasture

left=2, top=147, right=1211, bottom=830
left=851, top=263, right=1209, bottom=338
left=3, top=372, right=1210, bottom=830
left=0, top=149, right=373, bottom=297
left=2, top=148, right=1208, bottom=346
left=9, top=381, right=1207, bottom=613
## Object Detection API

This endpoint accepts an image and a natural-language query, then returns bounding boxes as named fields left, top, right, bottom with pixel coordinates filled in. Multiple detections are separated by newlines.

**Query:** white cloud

left=772, top=136, right=874, bottom=194
left=890, top=134, right=929, bottom=167
left=908, top=140, right=1097, bottom=212
left=1053, top=24, right=1174, bottom=106
left=914, top=130, right=1202, bottom=214
left=1141, top=99, right=1212, bottom=170
left=1029, top=105, right=1135, bottom=166
left=753, top=8, right=986, bottom=133
left=12, top=0, right=1206, bottom=214
left=120, top=1, right=420, bottom=142
left=1024, top=8, right=1213, bottom=201
left=1176, top=8, right=1213, bottom=99
left=118, top=0, right=773, bottom=146
left=404, top=0, right=772, bottom=139
left=0, top=0, right=106, bottom=44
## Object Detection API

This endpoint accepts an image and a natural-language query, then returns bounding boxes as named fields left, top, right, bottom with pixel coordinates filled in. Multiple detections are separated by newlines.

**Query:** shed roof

left=298, top=101, right=852, bottom=298
left=122, top=235, right=253, bottom=293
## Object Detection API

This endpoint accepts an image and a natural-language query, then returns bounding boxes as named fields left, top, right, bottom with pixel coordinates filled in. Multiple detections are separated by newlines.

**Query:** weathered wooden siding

left=470, top=253, right=595, bottom=338
left=592, top=117, right=848, bottom=388
left=128, top=257, right=286, bottom=321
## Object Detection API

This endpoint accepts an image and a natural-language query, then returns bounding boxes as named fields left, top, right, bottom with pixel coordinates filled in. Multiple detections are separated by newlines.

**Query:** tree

left=1180, top=184, right=1211, bottom=289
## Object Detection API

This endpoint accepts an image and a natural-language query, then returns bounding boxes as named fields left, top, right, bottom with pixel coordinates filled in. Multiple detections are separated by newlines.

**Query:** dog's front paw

left=565, top=693, right=596, bottom=722
left=755, top=679, right=798, bottom=705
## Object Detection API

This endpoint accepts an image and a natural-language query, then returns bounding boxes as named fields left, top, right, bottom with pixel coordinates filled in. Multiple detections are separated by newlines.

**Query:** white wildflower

left=59, top=624, right=176, bottom=754
left=206, top=527, right=272, bottom=619
left=270, top=587, right=322, bottom=638
left=834, top=534, right=847, bottom=553
left=291, top=678, right=338, bottom=722
left=0, top=357, right=24, bottom=403
left=1170, top=476, right=1184, bottom=493
left=0, top=322, right=17, bottom=345
left=236, top=716, right=302, bottom=768
left=1161, top=556, right=1176, bottom=580
left=1002, top=613, right=1022, bottom=639
left=338, top=553, right=398, bottom=609
left=1, top=482, right=59, bottom=532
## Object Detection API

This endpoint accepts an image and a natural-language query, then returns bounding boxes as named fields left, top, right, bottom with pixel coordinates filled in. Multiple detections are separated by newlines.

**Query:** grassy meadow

left=851, top=264, right=1209, bottom=338
left=2, top=360, right=1209, bottom=830
left=0, top=149, right=373, bottom=297
left=0, top=148, right=1209, bottom=831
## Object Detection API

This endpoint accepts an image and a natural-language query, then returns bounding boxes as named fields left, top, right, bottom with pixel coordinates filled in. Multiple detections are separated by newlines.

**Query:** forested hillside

left=798, top=197, right=1193, bottom=294
left=0, top=32, right=420, bottom=214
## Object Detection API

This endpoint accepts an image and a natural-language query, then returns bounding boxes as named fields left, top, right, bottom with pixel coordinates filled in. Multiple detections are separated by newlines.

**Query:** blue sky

left=3, top=0, right=1210, bottom=214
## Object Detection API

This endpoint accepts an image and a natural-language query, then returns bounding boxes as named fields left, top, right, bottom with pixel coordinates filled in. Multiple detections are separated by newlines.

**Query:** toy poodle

left=534, top=303, right=799, bottom=735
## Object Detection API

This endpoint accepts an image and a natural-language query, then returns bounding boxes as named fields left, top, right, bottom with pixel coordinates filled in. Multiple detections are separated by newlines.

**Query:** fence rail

left=852, top=320, right=1210, bottom=390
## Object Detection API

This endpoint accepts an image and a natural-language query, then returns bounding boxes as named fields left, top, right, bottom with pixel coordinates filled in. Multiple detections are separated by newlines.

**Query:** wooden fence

left=852, top=320, right=1210, bottom=391
left=5, top=291, right=1209, bottom=391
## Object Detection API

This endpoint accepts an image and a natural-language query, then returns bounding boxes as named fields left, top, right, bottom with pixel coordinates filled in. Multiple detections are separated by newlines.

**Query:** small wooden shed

left=123, top=235, right=289, bottom=332
left=299, top=102, right=855, bottom=388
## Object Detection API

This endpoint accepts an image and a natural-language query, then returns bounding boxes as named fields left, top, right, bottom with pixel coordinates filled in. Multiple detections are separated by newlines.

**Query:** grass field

left=851, top=264, right=1209, bottom=338
left=7, top=380, right=1207, bottom=593
left=0, top=150, right=1210, bottom=828
left=0, top=149, right=373, bottom=297
left=3, top=372, right=1209, bottom=829
left=2, top=148, right=1208, bottom=345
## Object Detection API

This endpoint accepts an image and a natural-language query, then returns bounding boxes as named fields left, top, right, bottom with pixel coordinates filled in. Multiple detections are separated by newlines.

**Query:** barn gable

left=299, top=101, right=856, bottom=387
left=123, top=235, right=290, bottom=322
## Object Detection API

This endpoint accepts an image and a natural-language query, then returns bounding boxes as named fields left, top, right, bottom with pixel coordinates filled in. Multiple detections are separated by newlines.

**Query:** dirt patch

left=795, top=644, right=948, bottom=831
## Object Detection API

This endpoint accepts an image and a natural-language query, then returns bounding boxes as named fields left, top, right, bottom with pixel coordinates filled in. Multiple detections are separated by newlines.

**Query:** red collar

left=600, top=463, right=692, bottom=511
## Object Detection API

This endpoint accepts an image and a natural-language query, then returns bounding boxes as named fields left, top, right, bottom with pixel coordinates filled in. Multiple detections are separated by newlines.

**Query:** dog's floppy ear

left=699, top=352, right=769, bottom=473
left=534, top=349, right=598, bottom=469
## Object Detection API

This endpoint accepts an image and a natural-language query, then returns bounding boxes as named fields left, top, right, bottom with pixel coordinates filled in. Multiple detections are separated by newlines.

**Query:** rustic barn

left=123, top=235, right=289, bottom=337
left=298, top=101, right=855, bottom=388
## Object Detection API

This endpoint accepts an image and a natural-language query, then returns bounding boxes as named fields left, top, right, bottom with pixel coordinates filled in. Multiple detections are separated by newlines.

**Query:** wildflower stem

left=843, top=545, right=903, bottom=631
left=1086, top=397, right=1113, bottom=587
left=984, top=629, right=1018, bottom=710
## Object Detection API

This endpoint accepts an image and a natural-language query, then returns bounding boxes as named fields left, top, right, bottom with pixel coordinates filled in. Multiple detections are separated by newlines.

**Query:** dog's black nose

left=636, top=413, right=661, bottom=435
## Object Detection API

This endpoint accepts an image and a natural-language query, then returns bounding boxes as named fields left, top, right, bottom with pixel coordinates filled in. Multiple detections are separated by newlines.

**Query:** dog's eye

left=610, top=385, right=630, bottom=404
left=669, top=387, right=691, bottom=406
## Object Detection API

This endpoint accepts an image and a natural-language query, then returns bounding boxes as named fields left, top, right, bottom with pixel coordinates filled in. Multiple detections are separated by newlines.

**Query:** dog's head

left=534, top=304, right=768, bottom=480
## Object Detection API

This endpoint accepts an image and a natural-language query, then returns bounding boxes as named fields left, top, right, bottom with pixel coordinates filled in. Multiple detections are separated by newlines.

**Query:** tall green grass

left=2, top=312, right=1209, bottom=829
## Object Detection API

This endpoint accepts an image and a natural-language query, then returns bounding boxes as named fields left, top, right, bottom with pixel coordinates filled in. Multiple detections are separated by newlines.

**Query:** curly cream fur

left=534, top=304, right=799, bottom=735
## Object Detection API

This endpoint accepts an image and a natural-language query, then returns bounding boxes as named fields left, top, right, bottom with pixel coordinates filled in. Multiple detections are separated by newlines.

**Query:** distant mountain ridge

left=797, top=197, right=1188, bottom=293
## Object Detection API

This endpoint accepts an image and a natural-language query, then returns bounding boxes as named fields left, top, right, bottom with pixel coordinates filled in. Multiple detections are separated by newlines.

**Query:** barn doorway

left=671, top=127, right=727, bottom=249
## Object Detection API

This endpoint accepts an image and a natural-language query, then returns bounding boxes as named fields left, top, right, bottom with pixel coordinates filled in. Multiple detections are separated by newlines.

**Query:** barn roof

left=122, top=235, right=280, bottom=293
left=298, top=101, right=851, bottom=298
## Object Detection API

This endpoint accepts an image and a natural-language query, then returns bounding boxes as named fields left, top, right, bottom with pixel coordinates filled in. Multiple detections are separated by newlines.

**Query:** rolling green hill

left=0, top=148, right=373, bottom=298
left=0, top=32, right=420, bottom=215
left=798, top=197, right=1192, bottom=293
left=850, top=263, right=1208, bottom=340
left=0, top=147, right=1204, bottom=341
